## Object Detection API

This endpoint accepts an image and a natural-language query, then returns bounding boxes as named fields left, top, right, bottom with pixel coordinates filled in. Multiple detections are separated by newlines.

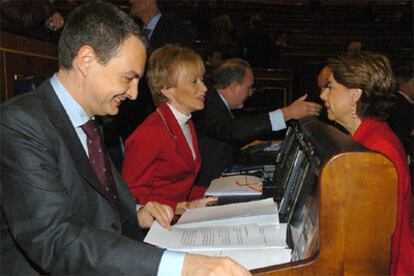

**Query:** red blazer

left=122, top=103, right=205, bottom=211
left=353, top=119, right=413, bottom=276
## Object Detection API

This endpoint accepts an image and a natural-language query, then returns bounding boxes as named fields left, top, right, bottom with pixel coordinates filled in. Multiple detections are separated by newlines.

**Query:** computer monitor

left=270, top=119, right=320, bottom=224
left=269, top=123, right=301, bottom=201
left=278, top=150, right=310, bottom=219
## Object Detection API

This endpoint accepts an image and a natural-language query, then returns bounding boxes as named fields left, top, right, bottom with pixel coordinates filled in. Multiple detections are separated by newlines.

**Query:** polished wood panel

left=254, top=151, right=398, bottom=275
left=0, top=31, right=57, bottom=103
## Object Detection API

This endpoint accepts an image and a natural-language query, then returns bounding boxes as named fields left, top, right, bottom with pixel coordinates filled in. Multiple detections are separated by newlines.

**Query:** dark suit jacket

left=149, top=14, right=193, bottom=51
left=0, top=80, right=164, bottom=275
left=192, top=88, right=273, bottom=187
left=116, top=14, right=193, bottom=142
left=387, top=92, right=413, bottom=157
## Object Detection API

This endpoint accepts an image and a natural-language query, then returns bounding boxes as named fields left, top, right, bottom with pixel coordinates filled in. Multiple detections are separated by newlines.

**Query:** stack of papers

left=144, top=199, right=292, bottom=270
left=205, top=175, right=263, bottom=197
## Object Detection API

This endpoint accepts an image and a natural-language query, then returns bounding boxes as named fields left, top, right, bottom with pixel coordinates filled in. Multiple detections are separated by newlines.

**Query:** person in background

left=129, top=0, right=192, bottom=51
left=122, top=44, right=218, bottom=218
left=208, top=1, right=235, bottom=45
left=0, top=0, right=64, bottom=31
left=387, top=65, right=413, bottom=163
left=317, top=65, right=332, bottom=92
left=0, top=3, right=249, bottom=275
left=205, top=47, right=224, bottom=71
left=241, top=14, right=274, bottom=68
left=115, top=0, right=194, bottom=142
left=193, top=58, right=322, bottom=187
left=346, top=40, right=363, bottom=54
left=320, top=51, right=413, bottom=275
left=272, top=30, right=288, bottom=68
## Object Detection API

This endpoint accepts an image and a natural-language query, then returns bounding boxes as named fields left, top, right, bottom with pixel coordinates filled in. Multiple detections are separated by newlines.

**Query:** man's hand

left=137, top=201, right=173, bottom=230
left=45, top=12, right=64, bottom=31
left=175, top=197, right=219, bottom=215
left=281, top=94, right=322, bottom=121
left=182, top=254, right=251, bottom=276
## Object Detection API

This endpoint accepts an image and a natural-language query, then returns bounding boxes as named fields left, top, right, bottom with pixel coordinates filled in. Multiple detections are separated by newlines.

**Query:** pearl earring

left=352, top=105, right=357, bottom=119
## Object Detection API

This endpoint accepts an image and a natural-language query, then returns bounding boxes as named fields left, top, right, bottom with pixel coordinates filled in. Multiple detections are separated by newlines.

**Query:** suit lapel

left=37, top=82, right=113, bottom=200
left=148, top=16, right=165, bottom=50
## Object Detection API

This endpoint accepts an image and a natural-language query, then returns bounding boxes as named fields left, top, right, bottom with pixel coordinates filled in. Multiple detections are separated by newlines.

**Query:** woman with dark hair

left=320, top=51, right=413, bottom=275
left=122, top=44, right=217, bottom=219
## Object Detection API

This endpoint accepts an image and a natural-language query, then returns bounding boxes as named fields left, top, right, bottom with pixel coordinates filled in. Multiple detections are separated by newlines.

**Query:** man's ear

left=74, top=45, right=96, bottom=77
left=351, top=88, right=363, bottom=104
left=229, top=81, right=240, bottom=94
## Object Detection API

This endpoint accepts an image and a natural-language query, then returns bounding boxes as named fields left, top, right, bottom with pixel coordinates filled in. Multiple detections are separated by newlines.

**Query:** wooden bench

left=0, top=31, right=58, bottom=103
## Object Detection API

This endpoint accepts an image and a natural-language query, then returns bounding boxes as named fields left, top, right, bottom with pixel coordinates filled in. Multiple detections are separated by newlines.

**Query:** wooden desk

left=254, top=151, right=397, bottom=275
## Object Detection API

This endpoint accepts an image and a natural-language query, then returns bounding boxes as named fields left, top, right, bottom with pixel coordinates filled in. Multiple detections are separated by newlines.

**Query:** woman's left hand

left=175, top=197, right=219, bottom=215
left=188, top=197, right=219, bottom=209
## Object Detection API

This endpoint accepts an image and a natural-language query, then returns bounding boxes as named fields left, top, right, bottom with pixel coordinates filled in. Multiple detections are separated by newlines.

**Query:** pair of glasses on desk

left=235, top=176, right=263, bottom=192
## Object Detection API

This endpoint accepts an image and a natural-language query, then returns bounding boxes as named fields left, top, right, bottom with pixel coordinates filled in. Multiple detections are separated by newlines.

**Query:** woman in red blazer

left=320, top=51, right=413, bottom=276
left=122, top=44, right=217, bottom=216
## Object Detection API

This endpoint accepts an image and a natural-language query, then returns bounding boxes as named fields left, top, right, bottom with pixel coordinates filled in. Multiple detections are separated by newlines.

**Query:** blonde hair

left=147, top=44, right=205, bottom=105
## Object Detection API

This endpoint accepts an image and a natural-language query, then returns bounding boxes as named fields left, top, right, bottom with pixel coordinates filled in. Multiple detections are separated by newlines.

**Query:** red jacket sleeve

left=121, top=125, right=161, bottom=204
left=187, top=185, right=207, bottom=201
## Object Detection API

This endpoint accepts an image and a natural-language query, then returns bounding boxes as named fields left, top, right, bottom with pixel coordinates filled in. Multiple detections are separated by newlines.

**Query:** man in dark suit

left=0, top=3, right=249, bottom=275
left=387, top=65, right=413, bottom=160
left=129, top=0, right=192, bottom=50
left=116, top=0, right=193, bottom=141
left=193, top=59, right=322, bottom=187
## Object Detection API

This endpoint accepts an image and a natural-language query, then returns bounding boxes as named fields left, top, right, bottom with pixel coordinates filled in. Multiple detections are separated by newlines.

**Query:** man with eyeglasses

left=193, top=58, right=322, bottom=188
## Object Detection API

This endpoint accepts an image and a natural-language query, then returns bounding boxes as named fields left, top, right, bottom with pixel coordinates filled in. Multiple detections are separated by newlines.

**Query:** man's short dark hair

left=58, top=2, right=147, bottom=69
left=213, top=58, right=251, bottom=90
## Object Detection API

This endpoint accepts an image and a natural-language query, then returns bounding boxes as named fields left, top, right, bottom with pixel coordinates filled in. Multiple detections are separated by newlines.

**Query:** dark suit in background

left=193, top=88, right=273, bottom=187
left=115, top=14, right=193, bottom=142
left=387, top=92, right=413, bottom=158
left=0, top=81, right=163, bottom=275
left=149, top=14, right=192, bottom=50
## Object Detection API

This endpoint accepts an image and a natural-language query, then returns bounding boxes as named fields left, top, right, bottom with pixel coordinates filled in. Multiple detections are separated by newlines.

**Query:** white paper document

left=176, top=198, right=278, bottom=226
left=144, top=222, right=288, bottom=251
left=144, top=199, right=291, bottom=269
left=205, top=175, right=263, bottom=196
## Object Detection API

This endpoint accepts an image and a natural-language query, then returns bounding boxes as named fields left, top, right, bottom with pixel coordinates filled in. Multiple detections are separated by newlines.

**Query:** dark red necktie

left=82, top=120, right=119, bottom=208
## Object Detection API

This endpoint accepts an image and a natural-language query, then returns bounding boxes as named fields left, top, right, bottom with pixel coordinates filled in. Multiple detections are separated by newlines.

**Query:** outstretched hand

left=281, top=94, right=322, bottom=121
left=137, top=201, right=174, bottom=230
left=188, top=197, right=219, bottom=209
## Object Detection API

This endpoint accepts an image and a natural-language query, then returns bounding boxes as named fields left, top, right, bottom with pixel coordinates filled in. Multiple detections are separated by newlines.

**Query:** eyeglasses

left=248, top=87, right=256, bottom=95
